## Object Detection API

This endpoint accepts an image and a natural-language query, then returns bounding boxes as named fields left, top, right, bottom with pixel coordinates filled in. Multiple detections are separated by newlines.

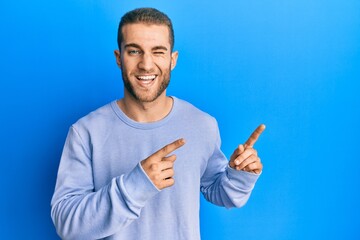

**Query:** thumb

left=231, top=144, right=245, bottom=161
left=238, top=144, right=245, bottom=153
left=230, top=144, right=245, bottom=168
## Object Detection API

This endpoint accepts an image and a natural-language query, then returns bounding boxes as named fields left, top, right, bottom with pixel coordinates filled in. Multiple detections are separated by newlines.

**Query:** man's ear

left=170, top=51, right=179, bottom=70
left=114, top=50, right=121, bottom=68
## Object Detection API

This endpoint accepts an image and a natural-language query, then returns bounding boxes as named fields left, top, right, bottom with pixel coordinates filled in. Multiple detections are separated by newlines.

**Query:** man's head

left=117, top=8, right=175, bottom=52
left=114, top=8, right=178, bottom=103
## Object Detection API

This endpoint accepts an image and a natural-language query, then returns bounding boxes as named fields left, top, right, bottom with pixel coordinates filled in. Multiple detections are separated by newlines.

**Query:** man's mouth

left=136, top=75, right=157, bottom=86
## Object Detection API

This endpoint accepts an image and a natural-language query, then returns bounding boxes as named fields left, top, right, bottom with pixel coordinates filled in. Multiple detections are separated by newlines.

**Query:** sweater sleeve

left=200, top=120, right=261, bottom=209
left=50, top=126, right=160, bottom=240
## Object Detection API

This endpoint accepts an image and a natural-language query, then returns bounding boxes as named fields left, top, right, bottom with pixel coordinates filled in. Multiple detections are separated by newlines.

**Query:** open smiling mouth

left=136, top=75, right=157, bottom=87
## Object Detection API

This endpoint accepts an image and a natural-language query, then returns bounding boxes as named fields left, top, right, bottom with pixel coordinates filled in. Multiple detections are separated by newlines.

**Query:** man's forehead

left=121, top=23, right=171, bottom=46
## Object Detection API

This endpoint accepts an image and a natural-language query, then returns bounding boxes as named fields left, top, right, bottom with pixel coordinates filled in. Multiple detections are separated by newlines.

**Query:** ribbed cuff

left=121, top=163, right=160, bottom=207
left=226, top=165, right=261, bottom=190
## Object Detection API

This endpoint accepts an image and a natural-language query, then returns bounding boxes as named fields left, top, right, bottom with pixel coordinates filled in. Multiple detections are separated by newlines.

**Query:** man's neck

left=117, top=93, right=173, bottom=123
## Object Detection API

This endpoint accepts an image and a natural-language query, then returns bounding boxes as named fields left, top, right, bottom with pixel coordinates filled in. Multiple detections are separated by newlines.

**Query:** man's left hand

left=229, top=124, right=266, bottom=174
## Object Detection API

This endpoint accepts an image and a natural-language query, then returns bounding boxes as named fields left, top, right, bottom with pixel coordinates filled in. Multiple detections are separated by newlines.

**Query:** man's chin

left=123, top=76, right=170, bottom=103
left=128, top=90, right=161, bottom=103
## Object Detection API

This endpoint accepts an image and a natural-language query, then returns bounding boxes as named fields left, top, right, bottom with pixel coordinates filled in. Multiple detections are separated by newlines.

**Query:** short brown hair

left=117, top=8, right=175, bottom=51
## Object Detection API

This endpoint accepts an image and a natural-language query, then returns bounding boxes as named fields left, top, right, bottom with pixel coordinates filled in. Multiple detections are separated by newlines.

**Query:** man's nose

left=138, top=53, right=155, bottom=71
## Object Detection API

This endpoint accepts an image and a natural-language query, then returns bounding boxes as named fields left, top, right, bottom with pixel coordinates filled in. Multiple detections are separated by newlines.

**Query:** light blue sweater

left=51, top=97, right=260, bottom=240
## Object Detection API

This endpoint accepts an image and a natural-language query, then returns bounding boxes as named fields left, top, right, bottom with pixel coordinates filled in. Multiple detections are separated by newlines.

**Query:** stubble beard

left=121, top=65, right=171, bottom=103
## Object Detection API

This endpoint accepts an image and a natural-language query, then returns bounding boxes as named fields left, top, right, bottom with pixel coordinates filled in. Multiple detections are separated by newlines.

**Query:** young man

left=51, top=8, right=265, bottom=240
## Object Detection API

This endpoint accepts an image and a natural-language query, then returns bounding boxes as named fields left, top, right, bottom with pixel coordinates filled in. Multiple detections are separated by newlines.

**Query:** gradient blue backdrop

left=1, top=0, right=359, bottom=239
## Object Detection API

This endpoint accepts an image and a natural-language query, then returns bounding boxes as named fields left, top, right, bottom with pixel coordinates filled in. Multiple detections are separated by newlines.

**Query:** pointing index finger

left=156, top=138, right=186, bottom=158
left=244, top=124, right=266, bottom=148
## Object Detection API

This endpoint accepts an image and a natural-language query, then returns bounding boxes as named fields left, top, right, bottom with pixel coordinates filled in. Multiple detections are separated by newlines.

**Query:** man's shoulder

left=174, top=97, right=217, bottom=126
left=73, top=101, right=116, bottom=129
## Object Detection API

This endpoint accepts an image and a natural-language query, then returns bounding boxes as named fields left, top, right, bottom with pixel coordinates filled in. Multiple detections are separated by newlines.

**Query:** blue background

left=1, top=0, right=359, bottom=239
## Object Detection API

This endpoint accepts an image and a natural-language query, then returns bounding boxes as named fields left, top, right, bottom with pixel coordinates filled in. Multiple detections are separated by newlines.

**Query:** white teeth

left=137, top=75, right=156, bottom=80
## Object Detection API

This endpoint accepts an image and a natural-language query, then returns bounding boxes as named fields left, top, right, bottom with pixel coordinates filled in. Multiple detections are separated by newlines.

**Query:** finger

left=237, top=155, right=259, bottom=170
left=159, top=177, right=175, bottom=189
left=230, top=144, right=245, bottom=164
left=160, top=168, right=175, bottom=180
left=233, top=148, right=257, bottom=166
left=154, top=138, right=186, bottom=158
left=253, top=169, right=261, bottom=174
left=158, top=160, right=174, bottom=171
left=244, top=161, right=263, bottom=174
left=244, top=124, right=266, bottom=148
left=162, top=154, right=177, bottom=162
left=234, top=144, right=245, bottom=157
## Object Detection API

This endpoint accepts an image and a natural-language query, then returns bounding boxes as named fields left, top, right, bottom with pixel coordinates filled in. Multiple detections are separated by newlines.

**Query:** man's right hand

left=141, top=138, right=186, bottom=190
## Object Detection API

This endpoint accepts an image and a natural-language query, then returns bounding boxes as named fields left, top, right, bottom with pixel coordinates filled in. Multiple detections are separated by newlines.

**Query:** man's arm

left=200, top=123, right=265, bottom=208
left=51, top=126, right=184, bottom=239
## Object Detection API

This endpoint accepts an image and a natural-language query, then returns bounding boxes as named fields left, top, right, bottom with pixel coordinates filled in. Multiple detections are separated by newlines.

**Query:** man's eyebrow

left=123, top=44, right=168, bottom=51
left=124, top=43, right=141, bottom=49
left=152, top=46, right=168, bottom=51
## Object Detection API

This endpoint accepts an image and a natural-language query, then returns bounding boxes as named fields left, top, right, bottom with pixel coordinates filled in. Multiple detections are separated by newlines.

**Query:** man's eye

left=154, top=51, right=165, bottom=55
left=129, top=50, right=141, bottom=55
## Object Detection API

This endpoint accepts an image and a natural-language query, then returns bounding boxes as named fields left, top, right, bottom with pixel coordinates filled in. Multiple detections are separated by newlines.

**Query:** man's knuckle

left=150, top=163, right=159, bottom=171
left=155, top=175, right=162, bottom=182
left=162, top=145, right=169, bottom=153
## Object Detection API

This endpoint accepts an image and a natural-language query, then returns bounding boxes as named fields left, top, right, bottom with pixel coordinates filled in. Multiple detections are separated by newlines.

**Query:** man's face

left=115, top=23, right=178, bottom=103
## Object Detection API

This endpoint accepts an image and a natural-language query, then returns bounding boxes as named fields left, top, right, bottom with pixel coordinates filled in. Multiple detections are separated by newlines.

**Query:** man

left=51, top=7, right=265, bottom=240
